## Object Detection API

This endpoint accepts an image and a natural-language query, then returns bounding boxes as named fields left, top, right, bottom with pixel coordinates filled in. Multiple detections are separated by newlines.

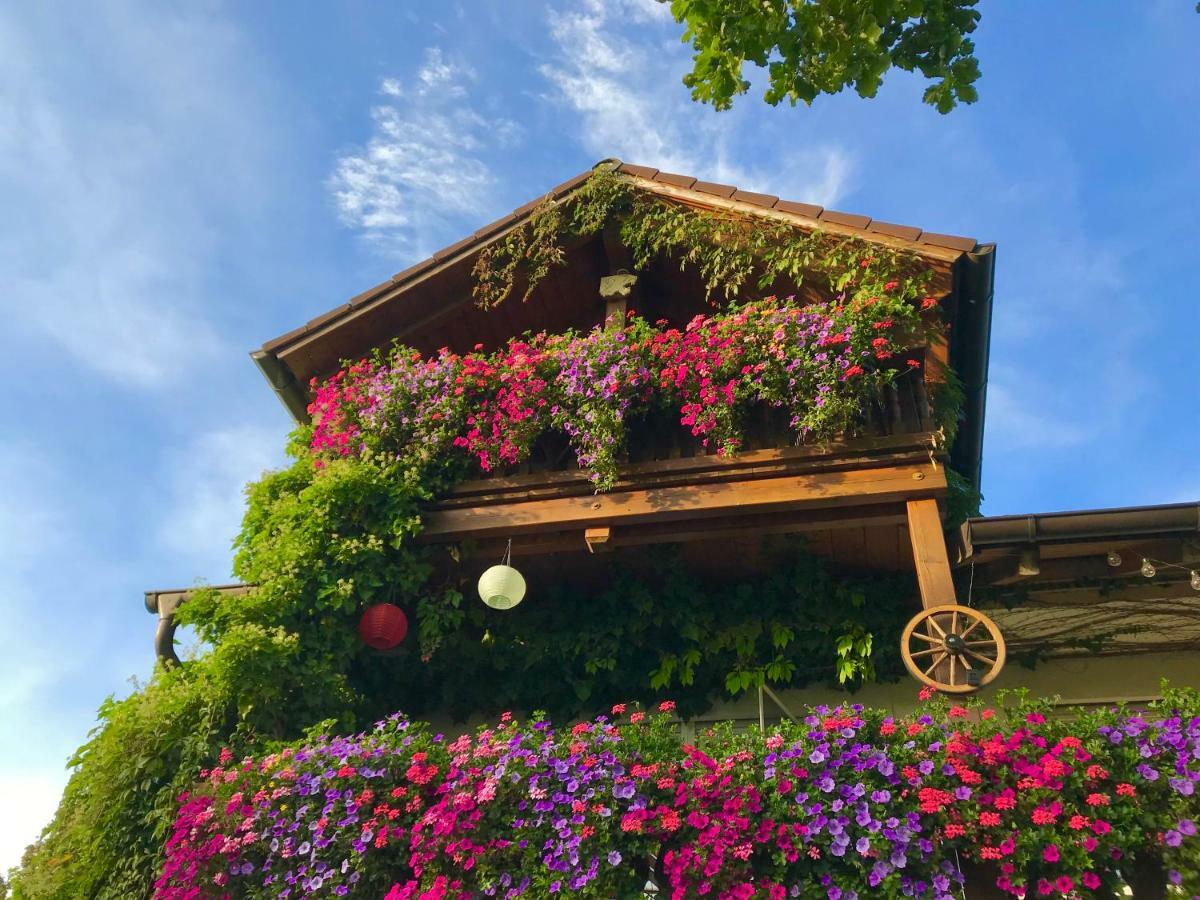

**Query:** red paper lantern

left=358, top=603, right=409, bottom=650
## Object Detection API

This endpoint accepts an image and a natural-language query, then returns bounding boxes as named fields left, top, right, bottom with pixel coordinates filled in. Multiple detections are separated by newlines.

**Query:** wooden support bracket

left=600, top=225, right=640, bottom=327
left=906, top=498, right=957, bottom=608
left=584, top=526, right=612, bottom=553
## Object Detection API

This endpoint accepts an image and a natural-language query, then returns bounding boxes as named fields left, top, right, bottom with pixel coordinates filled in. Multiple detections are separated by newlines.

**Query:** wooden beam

left=454, top=503, right=909, bottom=557
left=423, top=462, right=946, bottom=541
left=437, top=438, right=941, bottom=507
left=584, top=526, right=612, bottom=553
left=906, top=498, right=957, bottom=608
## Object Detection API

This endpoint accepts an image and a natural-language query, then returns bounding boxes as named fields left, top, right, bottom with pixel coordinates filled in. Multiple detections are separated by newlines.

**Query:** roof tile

left=868, top=221, right=923, bottom=242
left=472, top=212, right=518, bottom=243
left=549, top=170, right=593, bottom=198
left=262, top=323, right=308, bottom=352
left=692, top=180, right=737, bottom=198
left=347, top=281, right=391, bottom=309
left=773, top=199, right=824, bottom=219
left=307, top=303, right=352, bottom=330
left=511, top=195, right=547, bottom=218
left=919, top=231, right=978, bottom=252
left=618, top=163, right=659, bottom=179
left=262, top=159, right=983, bottom=353
left=653, top=171, right=697, bottom=188
left=433, top=235, right=478, bottom=261
left=732, top=189, right=779, bottom=208
left=391, top=257, right=437, bottom=285
left=819, top=209, right=872, bottom=229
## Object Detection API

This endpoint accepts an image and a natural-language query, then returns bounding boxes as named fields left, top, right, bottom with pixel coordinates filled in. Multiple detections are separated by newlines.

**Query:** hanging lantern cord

left=502, top=538, right=513, bottom=568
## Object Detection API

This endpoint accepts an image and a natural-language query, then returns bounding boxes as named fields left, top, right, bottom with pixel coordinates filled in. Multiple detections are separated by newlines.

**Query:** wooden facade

left=243, top=160, right=1006, bottom=692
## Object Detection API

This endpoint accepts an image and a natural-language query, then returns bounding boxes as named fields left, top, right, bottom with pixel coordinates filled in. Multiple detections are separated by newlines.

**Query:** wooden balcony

left=420, top=369, right=948, bottom=563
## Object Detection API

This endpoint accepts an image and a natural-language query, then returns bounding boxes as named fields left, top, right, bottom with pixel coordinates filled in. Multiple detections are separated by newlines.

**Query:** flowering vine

left=309, top=288, right=950, bottom=491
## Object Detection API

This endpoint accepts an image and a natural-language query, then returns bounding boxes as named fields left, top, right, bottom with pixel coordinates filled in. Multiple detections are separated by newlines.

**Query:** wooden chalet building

left=146, top=160, right=1200, bottom=718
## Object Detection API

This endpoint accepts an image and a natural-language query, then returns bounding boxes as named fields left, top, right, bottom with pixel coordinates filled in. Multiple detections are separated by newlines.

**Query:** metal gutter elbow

left=252, top=349, right=309, bottom=424
left=144, top=584, right=253, bottom=666
left=144, top=589, right=184, bottom=667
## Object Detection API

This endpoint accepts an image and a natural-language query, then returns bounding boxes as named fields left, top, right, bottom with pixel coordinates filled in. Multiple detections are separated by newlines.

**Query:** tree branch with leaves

left=666, top=0, right=982, bottom=113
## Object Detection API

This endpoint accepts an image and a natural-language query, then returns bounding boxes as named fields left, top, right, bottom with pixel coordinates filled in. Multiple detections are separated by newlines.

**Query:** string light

left=1131, top=555, right=1200, bottom=592
left=1106, top=550, right=1122, bottom=567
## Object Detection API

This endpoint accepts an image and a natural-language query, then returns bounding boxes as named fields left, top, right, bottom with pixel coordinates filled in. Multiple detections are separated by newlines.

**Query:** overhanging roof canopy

left=252, top=159, right=995, bottom=489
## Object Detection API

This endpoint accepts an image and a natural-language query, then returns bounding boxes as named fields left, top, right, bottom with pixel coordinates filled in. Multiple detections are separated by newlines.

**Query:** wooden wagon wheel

left=901, top=604, right=1006, bottom=694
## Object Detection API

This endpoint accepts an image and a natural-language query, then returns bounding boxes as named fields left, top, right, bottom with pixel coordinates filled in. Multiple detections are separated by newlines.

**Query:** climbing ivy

left=474, top=167, right=933, bottom=309
left=10, top=168, right=961, bottom=898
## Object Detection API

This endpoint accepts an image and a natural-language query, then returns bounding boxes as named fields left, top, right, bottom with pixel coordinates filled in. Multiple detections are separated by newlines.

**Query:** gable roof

left=259, top=159, right=979, bottom=360
left=252, top=158, right=994, bottom=490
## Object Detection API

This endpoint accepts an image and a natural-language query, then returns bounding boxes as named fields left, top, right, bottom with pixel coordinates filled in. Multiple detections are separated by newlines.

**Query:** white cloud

left=538, top=1, right=851, bottom=206
left=330, top=47, right=520, bottom=255
left=158, top=424, right=288, bottom=580
left=417, top=47, right=469, bottom=94
left=0, top=6, right=275, bottom=389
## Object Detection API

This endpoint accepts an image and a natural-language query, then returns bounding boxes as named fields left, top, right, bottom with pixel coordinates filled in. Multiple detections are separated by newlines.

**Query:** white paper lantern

left=478, top=564, right=526, bottom=610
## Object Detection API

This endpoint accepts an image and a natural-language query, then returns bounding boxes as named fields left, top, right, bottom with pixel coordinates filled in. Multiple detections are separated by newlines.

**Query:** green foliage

left=8, top=627, right=302, bottom=900
left=473, top=168, right=936, bottom=311
left=667, top=0, right=982, bottom=113
left=419, top=539, right=914, bottom=720
left=943, top=466, right=981, bottom=530
left=473, top=171, right=630, bottom=309
left=11, top=179, right=958, bottom=896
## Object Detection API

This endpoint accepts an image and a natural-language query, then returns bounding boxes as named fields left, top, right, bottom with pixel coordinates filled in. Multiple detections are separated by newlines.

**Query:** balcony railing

left=478, top=366, right=937, bottom=480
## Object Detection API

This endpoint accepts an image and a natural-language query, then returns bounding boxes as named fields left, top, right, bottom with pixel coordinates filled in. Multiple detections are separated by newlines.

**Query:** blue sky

left=1, top=0, right=1197, bottom=871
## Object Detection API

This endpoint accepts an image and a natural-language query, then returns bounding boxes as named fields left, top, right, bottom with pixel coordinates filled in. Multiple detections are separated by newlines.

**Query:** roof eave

left=255, top=158, right=981, bottom=368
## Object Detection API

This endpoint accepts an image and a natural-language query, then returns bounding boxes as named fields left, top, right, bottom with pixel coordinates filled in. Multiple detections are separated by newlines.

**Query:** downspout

left=251, top=349, right=309, bottom=424
left=144, top=584, right=253, bottom=665
left=145, top=590, right=182, bottom=667
left=949, top=243, right=995, bottom=495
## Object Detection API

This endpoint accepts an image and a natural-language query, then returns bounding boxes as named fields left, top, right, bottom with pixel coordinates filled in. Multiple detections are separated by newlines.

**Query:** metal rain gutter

left=957, top=502, right=1200, bottom=562
left=252, top=349, right=309, bottom=424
